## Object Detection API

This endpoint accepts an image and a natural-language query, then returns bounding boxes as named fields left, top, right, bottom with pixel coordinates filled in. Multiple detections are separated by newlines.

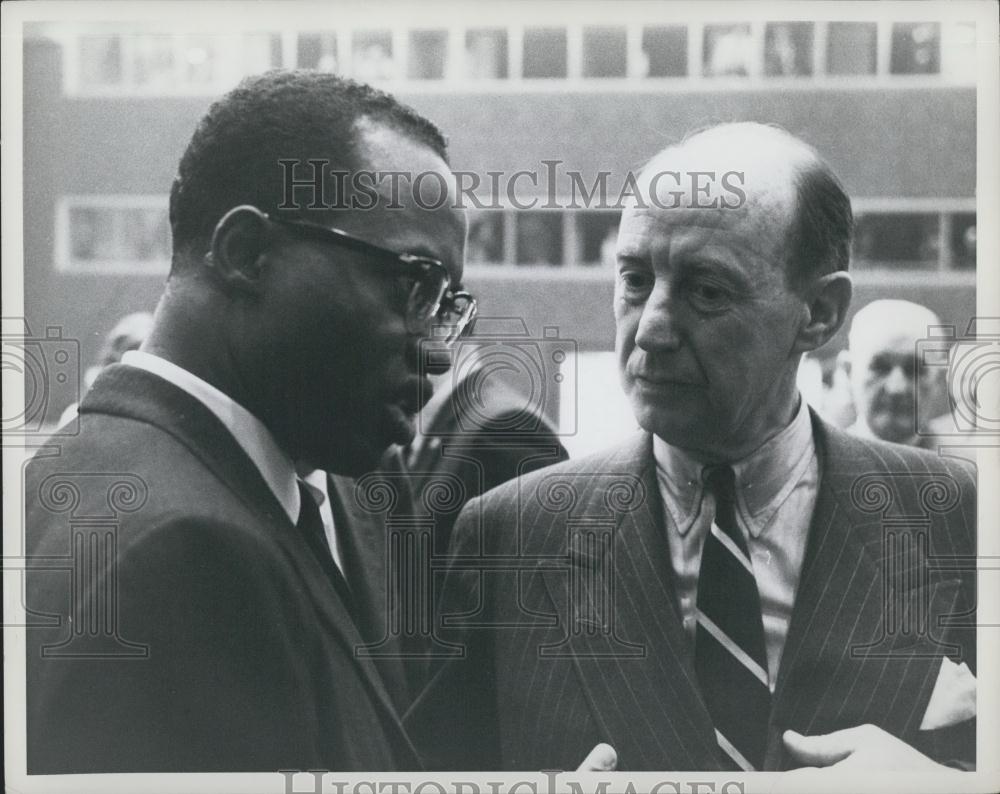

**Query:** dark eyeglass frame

left=263, top=213, right=477, bottom=344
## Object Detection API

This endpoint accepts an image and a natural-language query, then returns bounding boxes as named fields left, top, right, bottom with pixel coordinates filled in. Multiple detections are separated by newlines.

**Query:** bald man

left=841, top=299, right=949, bottom=448
left=408, top=123, right=976, bottom=774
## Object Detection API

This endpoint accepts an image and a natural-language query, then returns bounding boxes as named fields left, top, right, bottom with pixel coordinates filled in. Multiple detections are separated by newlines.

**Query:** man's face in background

left=846, top=299, right=946, bottom=444
left=850, top=329, right=942, bottom=443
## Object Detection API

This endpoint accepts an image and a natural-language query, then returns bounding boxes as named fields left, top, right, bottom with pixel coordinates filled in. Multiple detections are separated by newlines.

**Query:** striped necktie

left=695, top=464, right=771, bottom=771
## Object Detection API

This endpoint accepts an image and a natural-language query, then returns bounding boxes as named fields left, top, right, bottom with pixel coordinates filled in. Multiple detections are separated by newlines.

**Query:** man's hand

left=783, top=725, right=954, bottom=771
left=576, top=743, right=618, bottom=771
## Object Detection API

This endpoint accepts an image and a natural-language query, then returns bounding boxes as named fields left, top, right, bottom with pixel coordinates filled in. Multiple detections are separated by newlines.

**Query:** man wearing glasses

left=25, top=71, right=475, bottom=773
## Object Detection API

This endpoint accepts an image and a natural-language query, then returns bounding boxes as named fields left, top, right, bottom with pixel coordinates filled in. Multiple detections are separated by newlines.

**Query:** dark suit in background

left=402, top=368, right=568, bottom=555
left=409, top=414, right=976, bottom=770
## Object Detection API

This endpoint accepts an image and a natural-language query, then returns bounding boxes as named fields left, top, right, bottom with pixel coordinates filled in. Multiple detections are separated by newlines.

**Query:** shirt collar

left=654, top=397, right=816, bottom=538
left=299, top=467, right=330, bottom=510
left=121, top=350, right=301, bottom=525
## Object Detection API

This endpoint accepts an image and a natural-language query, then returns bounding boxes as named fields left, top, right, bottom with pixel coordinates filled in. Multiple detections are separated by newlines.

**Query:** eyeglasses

left=264, top=213, right=477, bottom=345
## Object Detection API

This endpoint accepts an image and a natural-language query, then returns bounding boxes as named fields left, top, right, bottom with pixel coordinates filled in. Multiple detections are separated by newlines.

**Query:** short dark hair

left=168, top=69, right=448, bottom=273
left=786, top=154, right=853, bottom=289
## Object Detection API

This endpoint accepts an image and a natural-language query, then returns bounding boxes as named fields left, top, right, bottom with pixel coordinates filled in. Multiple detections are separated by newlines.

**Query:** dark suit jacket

left=409, top=412, right=976, bottom=771
left=404, top=374, right=568, bottom=556
left=25, top=365, right=419, bottom=773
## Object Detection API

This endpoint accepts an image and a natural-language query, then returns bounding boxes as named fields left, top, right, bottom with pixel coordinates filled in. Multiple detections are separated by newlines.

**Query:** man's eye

left=619, top=270, right=653, bottom=293
left=869, top=357, right=893, bottom=376
left=687, top=280, right=732, bottom=311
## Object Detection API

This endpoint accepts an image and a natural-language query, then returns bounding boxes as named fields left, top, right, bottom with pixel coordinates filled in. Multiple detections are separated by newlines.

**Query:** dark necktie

left=296, top=481, right=356, bottom=617
left=695, top=464, right=771, bottom=771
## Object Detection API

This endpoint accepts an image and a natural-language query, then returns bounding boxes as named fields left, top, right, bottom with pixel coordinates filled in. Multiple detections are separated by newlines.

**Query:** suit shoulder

left=818, top=423, right=977, bottom=535
left=819, top=422, right=976, bottom=480
left=472, top=434, right=649, bottom=512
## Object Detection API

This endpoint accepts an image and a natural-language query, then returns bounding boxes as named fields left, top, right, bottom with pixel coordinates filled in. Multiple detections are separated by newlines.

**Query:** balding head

left=848, top=299, right=941, bottom=360
left=845, top=299, right=945, bottom=444
left=638, top=122, right=853, bottom=291
left=614, top=122, right=854, bottom=460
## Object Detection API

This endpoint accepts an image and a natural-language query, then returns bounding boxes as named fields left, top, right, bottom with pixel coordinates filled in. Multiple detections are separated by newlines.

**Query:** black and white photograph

left=2, top=2, right=997, bottom=792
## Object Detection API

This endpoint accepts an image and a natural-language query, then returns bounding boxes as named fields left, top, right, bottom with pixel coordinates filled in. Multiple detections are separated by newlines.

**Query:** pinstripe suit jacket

left=409, top=411, right=976, bottom=771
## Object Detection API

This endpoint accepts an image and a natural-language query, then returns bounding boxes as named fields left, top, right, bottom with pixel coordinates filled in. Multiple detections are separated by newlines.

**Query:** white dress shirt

left=299, top=467, right=346, bottom=577
left=654, top=397, right=818, bottom=690
left=653, top=397, right=976, bottom=728
left=120, top=351, right=344, bottom=573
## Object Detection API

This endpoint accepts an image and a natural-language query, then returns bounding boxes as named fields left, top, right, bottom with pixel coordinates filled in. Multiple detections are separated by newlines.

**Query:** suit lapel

left=83, top=365, right=291, bottom=527
left=327, top=474, right=388, bottom=641
left=767, top=415, right=952, bottom=768
left=327, top=472, right=415, bottom=702
left=540, top=436, right=719, bottom=770
left=765, top=428, right=883, bottom=764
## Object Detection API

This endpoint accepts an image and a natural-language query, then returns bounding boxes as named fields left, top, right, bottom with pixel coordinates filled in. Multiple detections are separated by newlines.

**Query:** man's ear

left=207, top=205, right=270, bottom=293
left=794, top=271, right=853, bottom=353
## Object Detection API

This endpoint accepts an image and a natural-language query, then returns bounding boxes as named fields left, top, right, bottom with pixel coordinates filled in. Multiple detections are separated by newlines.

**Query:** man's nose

left=635, top=286, right=681, bottom=352
left=883, top=365, right=912, bottom=394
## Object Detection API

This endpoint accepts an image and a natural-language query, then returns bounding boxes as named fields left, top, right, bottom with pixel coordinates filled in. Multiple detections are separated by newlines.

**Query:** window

left=298, top=33, right=339, bottom=71
left=703, top=24, right=753, bottom=77
left=132, top=34, right=174, bottom=89
left=79, top=34, right=123, bottom=86
left=352, top=30, right=396, bottom=81
left=179, top=35, right=217, bottom=85
left=522, top=28, right=567, bottom=79
left=764, top=22, right=813, bottom=76
left=408, top=30, right=447, bottom=79
left=641, top=26, right=687, bottom=77
left=578, top=211, right=621, bottom=266
left=242, top=33, right=281, bottom=74
left=950, top=213, right=976, bottom=270
left=73, top=31, right=274, bottom=94
left=467, top=212, right=506, bottom=264
left=516, top=212, right=562, bottom=265
left=826, top=22, right=877, bottom=75
left=60, top=199, right=171, bottom=274
left=890, top=23, right=940, bottom=75
left=582, top=27, right=627, bottom=78
left=852, top=213, right=940, bottom=269
left=465, top=29, right=508, bottom=78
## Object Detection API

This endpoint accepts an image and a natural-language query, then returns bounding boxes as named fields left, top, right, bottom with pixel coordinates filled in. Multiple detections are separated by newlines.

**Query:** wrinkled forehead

left=637, top=133, right=797, bottom=213
left=619, top=134, right=800, bottom=256
left=853, top=328, right=928, bottom=368
left=850, top=302, right=942, bottom=364
left=342, top=119, right=468, bottom=282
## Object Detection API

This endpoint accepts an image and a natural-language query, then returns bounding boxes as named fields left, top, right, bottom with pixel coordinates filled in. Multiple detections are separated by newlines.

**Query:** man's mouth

left=634, top=373, right=702, bottom=388
left=383, top=378, right=434, bottom=444
left=385, top=401, right=417, bottom=445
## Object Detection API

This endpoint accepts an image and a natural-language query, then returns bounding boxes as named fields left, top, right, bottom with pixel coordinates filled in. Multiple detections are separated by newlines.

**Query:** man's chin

left=871, top=414, right=915, bottom=443
left=298, top=431, right=391, bottom=478
left=384, top=402, right=418, bottom=446
left=633, top=399, right=704, bottom=438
